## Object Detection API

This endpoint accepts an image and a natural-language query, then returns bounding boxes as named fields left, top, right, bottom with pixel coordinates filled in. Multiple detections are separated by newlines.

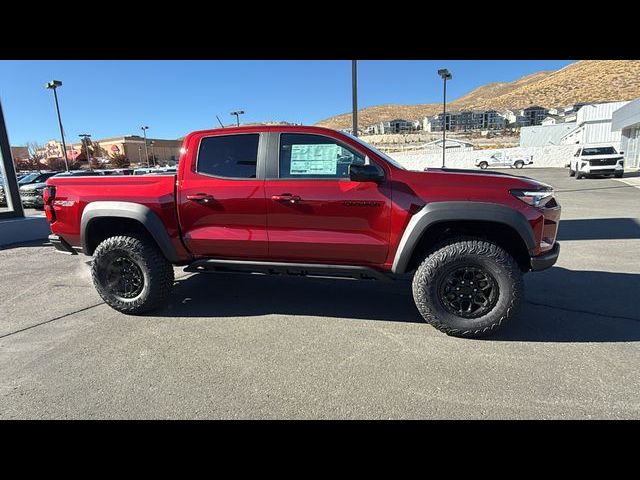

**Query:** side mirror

left=349, top=163, right=385, bottom=183
left=620, top=151, right=624, bottom=155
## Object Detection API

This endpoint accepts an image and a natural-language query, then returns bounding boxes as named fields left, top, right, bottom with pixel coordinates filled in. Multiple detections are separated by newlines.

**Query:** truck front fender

left=81, top=201, right=181, bottom=263
left=391, top=201, right=536, bottom=274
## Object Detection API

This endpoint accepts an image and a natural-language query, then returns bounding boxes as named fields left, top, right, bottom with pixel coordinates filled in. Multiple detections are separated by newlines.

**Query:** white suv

left=569, top=146, right=624, bottom=179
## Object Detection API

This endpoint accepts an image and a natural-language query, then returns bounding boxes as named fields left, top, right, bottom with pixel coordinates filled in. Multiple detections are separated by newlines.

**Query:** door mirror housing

left=349, top=163, right=385, bottom=183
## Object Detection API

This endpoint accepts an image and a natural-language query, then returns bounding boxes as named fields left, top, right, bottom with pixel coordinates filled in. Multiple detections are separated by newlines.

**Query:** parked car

left=46, top=125, right=561, bottom=338
left=475, top=151, right=533, bottom=169
left=569, top=145, right=624, bottom=179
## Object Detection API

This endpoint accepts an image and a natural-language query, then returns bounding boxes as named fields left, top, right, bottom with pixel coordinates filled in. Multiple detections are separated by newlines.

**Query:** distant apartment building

left=520, top=106, right=549, bottom=127
left=424, top=110, right=507, bottom=132
left=365, top=119, right=417, bottom=135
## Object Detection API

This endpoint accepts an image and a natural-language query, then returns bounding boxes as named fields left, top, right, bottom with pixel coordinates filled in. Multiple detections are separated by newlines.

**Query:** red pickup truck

left=45, top=125, right=561, bottom=338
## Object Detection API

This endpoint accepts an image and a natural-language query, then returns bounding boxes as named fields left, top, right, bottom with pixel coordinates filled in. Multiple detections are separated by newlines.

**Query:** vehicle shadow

left=155, top=266, right=640, bottom=343
left=558, top=218, right=640, bottom=241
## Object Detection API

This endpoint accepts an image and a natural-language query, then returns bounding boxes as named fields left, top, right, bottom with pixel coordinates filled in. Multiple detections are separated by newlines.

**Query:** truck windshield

left=582, top=147, right=617, bottom=155
left=344, top=133, right=406, bottom=170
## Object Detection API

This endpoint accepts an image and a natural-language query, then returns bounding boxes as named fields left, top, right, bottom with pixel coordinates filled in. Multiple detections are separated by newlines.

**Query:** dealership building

left=612, top=98, right=640, bottom=170
left=39, top=135, right=183, bottom=166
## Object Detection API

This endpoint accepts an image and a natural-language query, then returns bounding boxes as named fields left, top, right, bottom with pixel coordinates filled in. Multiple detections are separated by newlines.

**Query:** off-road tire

left=412, top=237, right=523, bottom=338
left=479, top=162, right=488, bottom=169
left=91, top=235, right=174, bottom=314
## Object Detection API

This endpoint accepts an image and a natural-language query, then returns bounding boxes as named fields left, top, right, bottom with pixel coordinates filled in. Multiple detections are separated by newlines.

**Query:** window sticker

left=290, top=144, right=339, bottom=175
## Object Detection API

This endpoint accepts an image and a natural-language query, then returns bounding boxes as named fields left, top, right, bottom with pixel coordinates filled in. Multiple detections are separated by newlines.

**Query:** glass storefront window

left=0, top=100, right=24, bottom=218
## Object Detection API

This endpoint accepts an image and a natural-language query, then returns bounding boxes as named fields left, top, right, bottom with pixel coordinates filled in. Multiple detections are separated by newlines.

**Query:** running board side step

left=184, top=259, right=392, bottom=281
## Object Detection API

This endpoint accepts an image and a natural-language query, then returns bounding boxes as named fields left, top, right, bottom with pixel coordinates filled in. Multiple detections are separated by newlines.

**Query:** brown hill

left=315, top=60, right=640, bottom=130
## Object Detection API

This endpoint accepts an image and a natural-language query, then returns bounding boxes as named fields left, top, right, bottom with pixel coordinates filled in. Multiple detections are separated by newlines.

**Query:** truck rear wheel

left=479, top=162, right=488, bottom=169
left=91, top=235, right=174, bottom=314
left=514, top=161, right=524, bottom=169
left=412, top=238, right=523, bottom=338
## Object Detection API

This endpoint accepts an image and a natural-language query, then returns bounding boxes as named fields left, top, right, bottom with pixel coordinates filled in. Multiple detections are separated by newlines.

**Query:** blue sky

left=0, top=60, right=574, bottom=145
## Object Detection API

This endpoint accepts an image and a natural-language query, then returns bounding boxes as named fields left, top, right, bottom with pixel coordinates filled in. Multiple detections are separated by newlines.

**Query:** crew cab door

left=177, top=132, right=268, bottom=259
left=264, top=132, right=392, bottom=265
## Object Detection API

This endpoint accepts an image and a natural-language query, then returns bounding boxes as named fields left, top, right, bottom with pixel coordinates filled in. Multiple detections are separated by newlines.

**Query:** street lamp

left=45, top=80, right=69, bottom=171
left=230, top=110, right=245, bottom=127
left=79, top=133, right=91, bottom=168
left=437, top=68, right=452, bottom=168
left=140, top=125, right=150, bottom=168
left=352, top=60, right=358, bottom=137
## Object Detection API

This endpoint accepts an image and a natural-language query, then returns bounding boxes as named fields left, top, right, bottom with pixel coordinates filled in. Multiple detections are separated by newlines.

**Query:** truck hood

left=397, top=167, right=551, bottom=204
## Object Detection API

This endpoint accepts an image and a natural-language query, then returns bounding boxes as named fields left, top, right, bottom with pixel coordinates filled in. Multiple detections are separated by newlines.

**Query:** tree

left=26, top=141, right=46, bottom=169
left=110, top=154, right=130, bottom=169
left=46, top=157, right=67, bottom=171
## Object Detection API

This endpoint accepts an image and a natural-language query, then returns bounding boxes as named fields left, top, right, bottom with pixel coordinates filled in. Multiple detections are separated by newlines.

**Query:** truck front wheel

left=91, top=235, right=174, bottom=314
left=412, top=238, right=523, bottom=338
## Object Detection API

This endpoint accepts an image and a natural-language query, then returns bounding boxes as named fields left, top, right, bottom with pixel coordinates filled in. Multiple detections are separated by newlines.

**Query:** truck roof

left=187, top=124, right=341, bottom=137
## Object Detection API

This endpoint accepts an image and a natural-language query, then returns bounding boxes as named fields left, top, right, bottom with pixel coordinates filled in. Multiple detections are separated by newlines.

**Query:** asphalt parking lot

left=1, top=168, right=639, bottom=419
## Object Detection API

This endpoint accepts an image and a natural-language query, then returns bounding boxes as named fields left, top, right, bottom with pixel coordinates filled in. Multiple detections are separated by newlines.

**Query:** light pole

left=45, top=80, right=69, bottom=171
left=437, top=68, right=452, bottom=168
left=138, top=145, right=143, bottom=166
left=352, top=60, right=358, bottom=137
left=79, top=133, right=91, bottom=168
left=140, top=126, right=150, bottom=167
left=230, top=110, right=244, bottom=127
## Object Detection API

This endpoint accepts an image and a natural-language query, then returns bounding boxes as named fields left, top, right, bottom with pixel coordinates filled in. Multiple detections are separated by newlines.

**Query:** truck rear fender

left=81, top=201, right=181, bottom=263
left=391, top=201, right=536, bottom=274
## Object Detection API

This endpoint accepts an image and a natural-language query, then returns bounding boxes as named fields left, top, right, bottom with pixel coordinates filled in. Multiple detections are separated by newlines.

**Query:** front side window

left=197, top=134, right=259, bottom=178
left=279, top=133, right=365, bottom=179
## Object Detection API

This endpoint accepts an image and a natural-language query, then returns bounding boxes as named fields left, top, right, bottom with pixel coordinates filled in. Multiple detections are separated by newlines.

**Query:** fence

left=389, top=144, right=577, bottom=171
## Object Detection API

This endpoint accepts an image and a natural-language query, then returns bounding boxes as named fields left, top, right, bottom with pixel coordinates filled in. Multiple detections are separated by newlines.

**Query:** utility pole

left=437, top=69, right=452, bottom=168
left=45, top=80, right=69, bottom=171
left=352, top=60, right=358, bottom=137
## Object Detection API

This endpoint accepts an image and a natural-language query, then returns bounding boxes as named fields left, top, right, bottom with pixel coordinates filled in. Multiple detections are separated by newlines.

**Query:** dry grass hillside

left=316, top=60, right=640, bottom=130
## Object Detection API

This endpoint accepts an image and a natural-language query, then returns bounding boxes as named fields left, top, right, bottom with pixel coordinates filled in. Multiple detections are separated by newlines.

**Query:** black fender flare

left=81, top=201, right=180, bottom=263
left=391, top=201, right=536, bottom=274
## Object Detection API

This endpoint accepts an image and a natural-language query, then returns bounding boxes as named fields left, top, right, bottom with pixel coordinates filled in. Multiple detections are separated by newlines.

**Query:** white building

left=560, top=101, right=630, bottom=149
left=520, top=123, right=577, bottom=147
left=612, top=98, right=640, bottom=170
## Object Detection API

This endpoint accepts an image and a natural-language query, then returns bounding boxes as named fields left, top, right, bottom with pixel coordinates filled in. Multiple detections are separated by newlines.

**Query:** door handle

left=187, top=193, right=215, bottom=203
left=272, top=194, right=301, bottom=204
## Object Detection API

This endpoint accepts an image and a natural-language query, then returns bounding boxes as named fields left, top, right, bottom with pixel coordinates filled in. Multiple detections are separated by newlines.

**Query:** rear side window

left=197, top=134, right=259, bottom=178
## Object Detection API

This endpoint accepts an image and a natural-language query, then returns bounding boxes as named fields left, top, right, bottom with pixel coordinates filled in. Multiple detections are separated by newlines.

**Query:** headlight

left=510, top=188, right=555, bottom=208
left=35, top=187, right=44, bottom=194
